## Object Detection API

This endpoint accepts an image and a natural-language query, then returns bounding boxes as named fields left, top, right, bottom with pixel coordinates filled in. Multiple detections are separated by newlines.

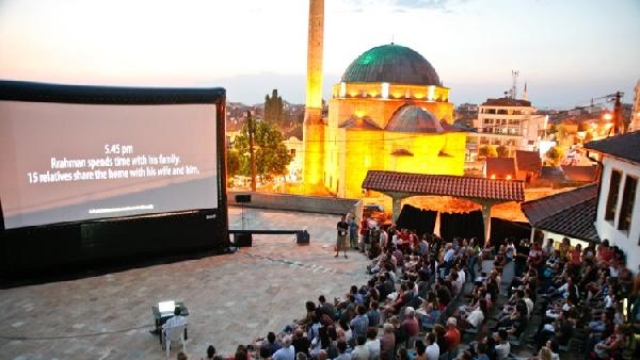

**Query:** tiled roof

left=339, top=116, right=382, bottom=130
left=561, top=165, right=598, bottom=183
left=520, top=183, right=599, bottom=242
left=362, top=170, right=525, bottom=202
left=540, top=166, right=566, bottom=182
left=584, top=131, right=640, bottom=164
left=515, top=150, right=542, bottom=173
left=485, top=157, right=516, bottom=179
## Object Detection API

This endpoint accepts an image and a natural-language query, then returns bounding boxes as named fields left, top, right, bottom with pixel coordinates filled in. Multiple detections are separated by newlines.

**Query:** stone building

left=312, top=43, right=465, bottom=198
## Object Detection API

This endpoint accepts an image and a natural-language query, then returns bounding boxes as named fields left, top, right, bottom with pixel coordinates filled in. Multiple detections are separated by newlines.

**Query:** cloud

left=392, top=0, right=470, bottom=11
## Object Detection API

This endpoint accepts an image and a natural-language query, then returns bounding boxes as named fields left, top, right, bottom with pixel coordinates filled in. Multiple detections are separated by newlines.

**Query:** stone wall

left=228, top=192, right=357, bottom=215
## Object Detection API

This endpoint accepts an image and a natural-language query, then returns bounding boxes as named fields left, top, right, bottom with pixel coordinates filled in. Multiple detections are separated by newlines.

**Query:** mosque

left=303, top=43, right=466, bottom=198
left=302, top=0, right=465, bottom=199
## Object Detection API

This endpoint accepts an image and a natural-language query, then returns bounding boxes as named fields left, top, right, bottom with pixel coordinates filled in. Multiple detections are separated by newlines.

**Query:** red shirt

left=445, top=327, right=461, bottom=349
left=569, top=249, right=581, bottom=265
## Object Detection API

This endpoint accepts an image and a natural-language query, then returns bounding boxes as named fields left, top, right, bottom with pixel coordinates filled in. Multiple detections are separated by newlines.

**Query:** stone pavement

left=0, top=208, right=370, bottom=360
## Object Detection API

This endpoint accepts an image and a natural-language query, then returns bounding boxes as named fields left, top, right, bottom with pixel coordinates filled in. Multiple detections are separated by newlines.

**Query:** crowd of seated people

left=173, top=224, right=640, bottom=360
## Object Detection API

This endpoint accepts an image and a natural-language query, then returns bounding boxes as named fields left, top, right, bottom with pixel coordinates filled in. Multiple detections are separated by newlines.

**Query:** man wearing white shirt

left=493, top=330, right=511, bottom=360
left=365, top=328, right=380, bottom=360
left=443, top=243, right=455, bottom=276
left=273, top=336, right=295, bottom=360
left=163, top=307, right=188, bottom=331
left=425, top=332, right=440, bottom=360
left=351, top=335, right=370, bottom=360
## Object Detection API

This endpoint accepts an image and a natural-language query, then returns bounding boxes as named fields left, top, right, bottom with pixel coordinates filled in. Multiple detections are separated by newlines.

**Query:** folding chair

left=162, top=323, right=187, bottom=358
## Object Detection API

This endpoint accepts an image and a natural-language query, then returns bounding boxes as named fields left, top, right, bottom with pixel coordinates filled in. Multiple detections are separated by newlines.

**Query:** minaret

left=522, top=82, right=528, bottom=101
left=303, top=0, right=325, bottom=191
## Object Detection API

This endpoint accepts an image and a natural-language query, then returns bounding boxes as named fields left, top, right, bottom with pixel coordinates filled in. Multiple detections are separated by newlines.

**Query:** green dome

left=340, top=44, right=441, bottom=86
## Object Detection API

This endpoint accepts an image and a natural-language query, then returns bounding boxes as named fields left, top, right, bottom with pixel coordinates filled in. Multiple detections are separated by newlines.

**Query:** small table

left=151, top=301, right=189, bottom=343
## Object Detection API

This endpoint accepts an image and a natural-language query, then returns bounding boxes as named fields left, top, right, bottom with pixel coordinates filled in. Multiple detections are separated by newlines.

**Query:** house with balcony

left=466, top=97, right=546, bottom=163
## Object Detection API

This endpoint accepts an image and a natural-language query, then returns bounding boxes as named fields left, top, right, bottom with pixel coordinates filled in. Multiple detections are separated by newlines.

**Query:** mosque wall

left=336, top=129, right=384, bottom=198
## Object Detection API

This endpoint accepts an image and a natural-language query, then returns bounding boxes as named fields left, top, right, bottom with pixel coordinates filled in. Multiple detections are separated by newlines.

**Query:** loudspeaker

left=234, top=233, right=252, bottom=247
left=296, top=231, right=310, bottom=245
left=235, top=194, right=251, bottom=203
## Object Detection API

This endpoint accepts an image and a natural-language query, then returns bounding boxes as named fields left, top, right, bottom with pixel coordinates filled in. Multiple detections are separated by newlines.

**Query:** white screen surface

left=0, top=101, right=218, bottom=229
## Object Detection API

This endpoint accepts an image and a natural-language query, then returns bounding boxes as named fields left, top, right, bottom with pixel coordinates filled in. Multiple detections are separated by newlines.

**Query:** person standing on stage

left=359, top=216, right=370, bottom=253
left=336, top=214, right=349, bottom=258
left=348, top=214, right=359, bottom=250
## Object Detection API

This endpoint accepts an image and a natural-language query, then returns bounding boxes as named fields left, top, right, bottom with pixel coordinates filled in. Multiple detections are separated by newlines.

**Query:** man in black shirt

left=336, top=214, right=349, bottom=258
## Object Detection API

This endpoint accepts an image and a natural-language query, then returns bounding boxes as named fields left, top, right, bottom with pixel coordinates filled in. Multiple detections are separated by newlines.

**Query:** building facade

left=467, top=98, right=545, bottom=162
left=318, top=44, right=465, bottom=198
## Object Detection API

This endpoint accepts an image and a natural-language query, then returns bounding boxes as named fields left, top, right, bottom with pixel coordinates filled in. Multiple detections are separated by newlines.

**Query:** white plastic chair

left=162, top=323, right=187, bottom=358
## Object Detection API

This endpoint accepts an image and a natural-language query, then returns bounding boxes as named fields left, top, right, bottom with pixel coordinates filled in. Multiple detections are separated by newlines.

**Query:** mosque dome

left=385, top=105, right=444, bottom=133
left=340, top=44, right=441, bottom=86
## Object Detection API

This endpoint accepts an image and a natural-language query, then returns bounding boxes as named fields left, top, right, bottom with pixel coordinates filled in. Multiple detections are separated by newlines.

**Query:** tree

left=478, top=145, right=498, bottom=158
left=264, top=89, right=286, bottom=128
left=233, top=120, right=293, bottom=181
left=553, top=123, right=568, bottom=145
left=496, top=145, right=510, bottom=158
left=226, top=149, right=241, bottom=178
left=545, top=146, right=565, bottom=166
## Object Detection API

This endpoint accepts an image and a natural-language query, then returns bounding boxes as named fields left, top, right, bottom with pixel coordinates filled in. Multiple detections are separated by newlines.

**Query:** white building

left=522, top=131, right=640, bottom=273
left=585, top=131, right=640, bottom=272
left=467, top=97, right=545, bottom=161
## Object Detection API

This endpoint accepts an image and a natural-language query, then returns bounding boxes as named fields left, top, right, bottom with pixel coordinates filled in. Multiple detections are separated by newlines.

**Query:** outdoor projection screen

left=0, top=100, right=218, bottom=229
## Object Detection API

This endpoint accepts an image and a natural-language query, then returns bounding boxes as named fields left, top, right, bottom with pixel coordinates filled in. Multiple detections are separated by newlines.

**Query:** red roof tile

left=561, top=165, right=598, bottom=183
left=515, top=150, right=542, bottom=173
left=485, top=157, right=516, bottom=179
left=362, top=170, right=525, bottom=202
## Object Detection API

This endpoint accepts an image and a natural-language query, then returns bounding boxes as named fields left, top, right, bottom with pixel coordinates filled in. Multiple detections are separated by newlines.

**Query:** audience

left=179, top=228, right=640, bottom=360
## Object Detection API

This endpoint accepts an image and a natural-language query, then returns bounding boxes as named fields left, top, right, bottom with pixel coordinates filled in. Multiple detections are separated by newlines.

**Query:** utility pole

left=612, top=91, right=623, bottom=135
left=247, top=111, right=257, bottom=192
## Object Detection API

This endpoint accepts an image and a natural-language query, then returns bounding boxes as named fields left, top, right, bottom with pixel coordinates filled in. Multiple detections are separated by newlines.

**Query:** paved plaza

left=0, top=207, right=370, bottom=360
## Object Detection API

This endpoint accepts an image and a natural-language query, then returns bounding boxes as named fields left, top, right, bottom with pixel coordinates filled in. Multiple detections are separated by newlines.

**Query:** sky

left=0, top=0, right=639, bottom=109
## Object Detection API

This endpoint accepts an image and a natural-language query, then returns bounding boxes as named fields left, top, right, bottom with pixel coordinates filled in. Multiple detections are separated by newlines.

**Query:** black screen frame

left=0, top=80, right=230, bottom=278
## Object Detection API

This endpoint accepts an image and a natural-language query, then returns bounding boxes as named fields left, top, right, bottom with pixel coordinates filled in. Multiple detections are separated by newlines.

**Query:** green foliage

left=553, top=123, right=567, bottom=144
left=264, top=89, right=286, bottom=127
left=496, top=145, right=510, bottom=158
left=545, top=146, right=565, bottom=166
left=478, top=145, right=498, bottom=158
left=233, top=120, right=293, bottom=180
left=226, top=149, right=240, bottom=178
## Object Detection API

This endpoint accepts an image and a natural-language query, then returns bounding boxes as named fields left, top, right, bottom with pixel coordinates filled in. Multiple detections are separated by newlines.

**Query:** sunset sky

left=0, top=0, right=638, bottom=109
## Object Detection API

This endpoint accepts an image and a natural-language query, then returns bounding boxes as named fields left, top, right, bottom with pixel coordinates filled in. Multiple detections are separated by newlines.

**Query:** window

left=618, top=176, right=637, bottom=231
left=605, top=170, right=622, bottom=221
left=290, top=149, right=296, bottom=156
